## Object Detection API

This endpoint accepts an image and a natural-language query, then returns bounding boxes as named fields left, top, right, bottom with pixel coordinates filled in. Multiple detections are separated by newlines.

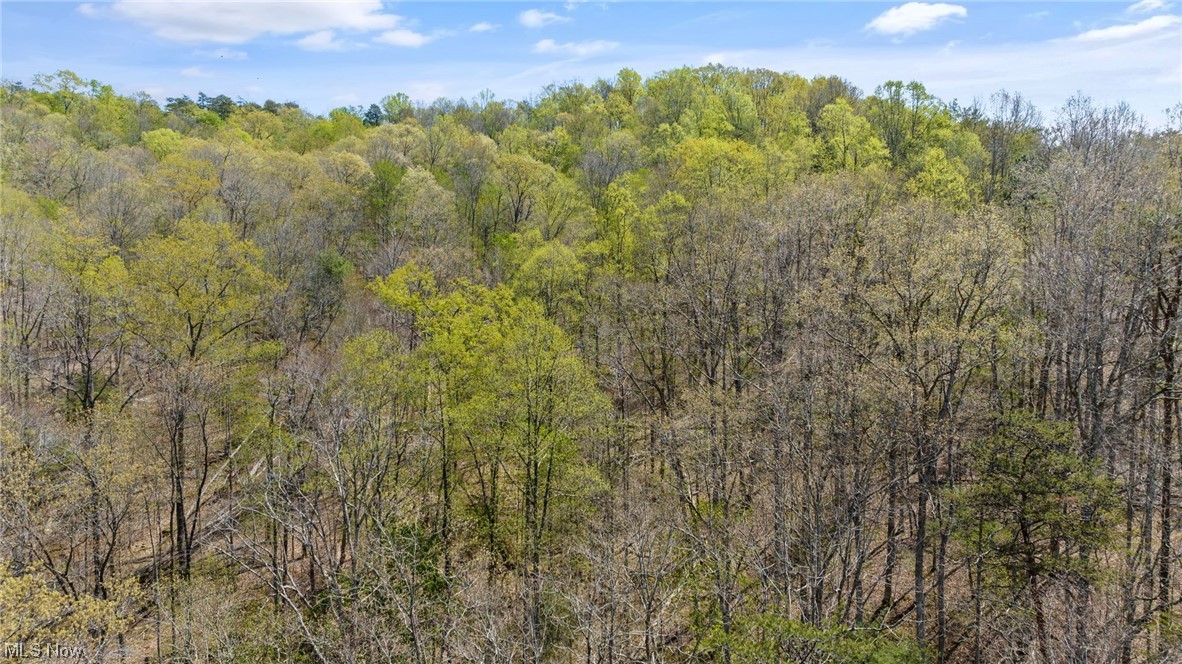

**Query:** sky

left=2, top=1, right=1179, bottom=126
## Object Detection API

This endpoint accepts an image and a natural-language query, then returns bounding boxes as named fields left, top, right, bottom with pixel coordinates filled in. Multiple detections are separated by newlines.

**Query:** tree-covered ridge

left=1, top=67, right=1179, bottom=663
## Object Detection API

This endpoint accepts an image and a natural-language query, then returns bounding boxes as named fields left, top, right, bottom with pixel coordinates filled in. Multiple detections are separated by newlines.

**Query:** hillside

left=1, top=67, right=1180, bottom=663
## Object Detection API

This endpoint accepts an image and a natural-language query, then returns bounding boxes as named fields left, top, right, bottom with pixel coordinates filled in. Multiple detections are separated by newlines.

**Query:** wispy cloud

left=1128, top=0, right=1173, bottom=13
left=374, top=29, right=433, bottom=47
left=76, top=3, right=100, bottom=17
left=109, top=0, right=400, bottom=43
left=180, top=66, right=213, bottom=78
left=866, top=3, right=967, bottom=37
left=469, top=22, right=499, bottom=33
left=1065, top=14, right=1181, bottom=42
left=532, top=39, right=618, bottom=57
left=296, top=30, right=351, bottom=52
left=519, top=9, right=571, bottom=28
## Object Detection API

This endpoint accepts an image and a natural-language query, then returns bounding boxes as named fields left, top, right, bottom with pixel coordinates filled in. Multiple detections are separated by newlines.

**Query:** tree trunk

left=915, top=451, right=928, bottom=658
left=171, top=406, right=189, bottom=579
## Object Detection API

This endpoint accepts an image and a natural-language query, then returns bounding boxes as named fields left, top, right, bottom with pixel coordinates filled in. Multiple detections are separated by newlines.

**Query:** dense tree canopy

left=1, top=68, right=1180, bottom=663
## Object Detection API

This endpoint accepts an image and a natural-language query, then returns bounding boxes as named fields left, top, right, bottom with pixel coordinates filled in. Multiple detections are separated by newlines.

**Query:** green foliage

left=369, top=261, right=437, bottom=316
left=818, top=98, right=888, bottom=171
left=586, top=182, right=641, bottom=273
left=141, top=127, right=184, bottom=159
left=381, top=92, right=413, bottom=124
left=670, top=136, right=763, bottom=201
left=30, top=70, right=90, bottom=114
left=4, top=65, right=1171, bottom=663
left=0, top=563, right=137, bottom=647
left=128, top=220, right=279, bottom=363
left=39, top=219, right=129, bottom=413
left=152, top=150, right=219, bottom=220
left=336, top=328, right=407, bottom=405
left=954, top=410, right=1122, bottom=584
left=370, top=265, right=607, bottom=573
left=512, top=234, right=588, bottom=322
left=706, top=613, right=923, bottom=664
left=907, top=147, right=971, bottom=211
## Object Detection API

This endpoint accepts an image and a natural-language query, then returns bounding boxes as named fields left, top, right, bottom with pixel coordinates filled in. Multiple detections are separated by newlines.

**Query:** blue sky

left=2, top=1, right=1179, bottom=125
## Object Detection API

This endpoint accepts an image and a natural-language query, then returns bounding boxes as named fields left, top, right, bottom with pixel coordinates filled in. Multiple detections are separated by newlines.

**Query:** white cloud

left=297, top=30, right=350, bottom=52
left=1066, top=15, right=1181, bottom=42
left=470, top=21, right=499, bottom=33
left=180, top=66, right=213, bottom=78
left=519, top=9, right=571, bottom=28
left=532, top=39, right=618, bottom=57
left=866, top=3, right=967, bottom=37
left=77, top=3, right=99, bottom=17
left=1128, top=0, right=1173, bottom=13
left=110, top=0, right=400, bottom=43
left=374, top=29, right=433, bottom=47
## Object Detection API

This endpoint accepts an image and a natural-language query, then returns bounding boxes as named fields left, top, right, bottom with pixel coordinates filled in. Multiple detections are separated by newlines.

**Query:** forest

left=0, top=67, right=1179, bottom=663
